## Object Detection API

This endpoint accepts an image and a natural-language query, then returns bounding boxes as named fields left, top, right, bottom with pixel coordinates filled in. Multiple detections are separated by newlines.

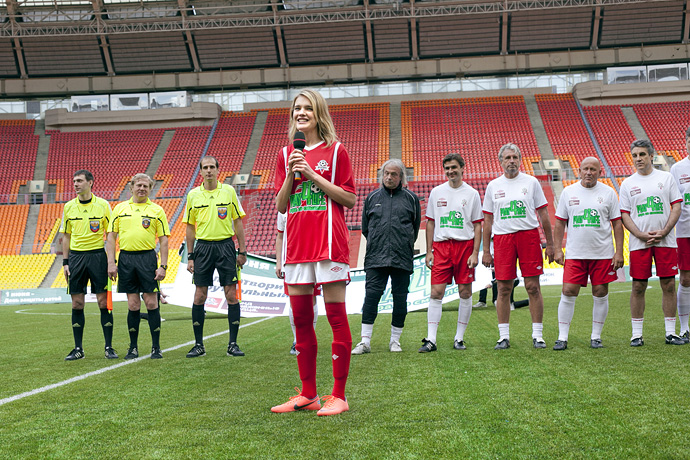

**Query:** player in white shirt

left=619, top=139, right=684, bottom=346
left=482, top=143, right=555, bottom=349
left=275, top=212, right=318, bottom=355
left=670, top=127, right=690, bottom=342
left=553, top=157, right=624, bottom=350
left=419, top=153, right=483, bottom=353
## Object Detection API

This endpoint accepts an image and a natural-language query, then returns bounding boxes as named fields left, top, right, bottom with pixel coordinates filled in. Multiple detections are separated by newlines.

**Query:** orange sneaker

left=271, top=388, right=321, bottom=413
left=316, top=395, right=349, bottom=416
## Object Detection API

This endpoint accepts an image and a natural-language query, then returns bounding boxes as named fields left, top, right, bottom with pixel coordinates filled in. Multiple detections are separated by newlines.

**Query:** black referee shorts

left=68, top=249, right=108, bottom=295
left=193, top=238, right=238, bottom=287
left=118, top=250, right=159, bottom=294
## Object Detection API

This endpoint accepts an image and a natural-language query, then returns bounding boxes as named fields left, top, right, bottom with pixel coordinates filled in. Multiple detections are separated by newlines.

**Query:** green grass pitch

left=1, top=282, right=689, bottom=459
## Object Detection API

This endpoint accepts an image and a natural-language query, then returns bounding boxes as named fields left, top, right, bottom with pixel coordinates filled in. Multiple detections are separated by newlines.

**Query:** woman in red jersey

left=271, top=89, right=356, bottom=416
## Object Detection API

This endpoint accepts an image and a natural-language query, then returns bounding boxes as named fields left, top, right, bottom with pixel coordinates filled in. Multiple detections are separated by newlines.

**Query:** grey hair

left=380, top=159, right=408, bottom=187
left=498, top=143, right=522, bottom=162
left=130, top=173, right=154, bottom=189
left=630, top=139, right=655, bottom=156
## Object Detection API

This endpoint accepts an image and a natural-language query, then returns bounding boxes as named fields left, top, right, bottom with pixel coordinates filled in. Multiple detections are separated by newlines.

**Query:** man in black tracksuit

left=351, top=159, right=421, bottom=354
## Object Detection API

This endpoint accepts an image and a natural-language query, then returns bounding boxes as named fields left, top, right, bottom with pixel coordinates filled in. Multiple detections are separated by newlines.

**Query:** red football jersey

left=275, top=141, right=356, bottom=265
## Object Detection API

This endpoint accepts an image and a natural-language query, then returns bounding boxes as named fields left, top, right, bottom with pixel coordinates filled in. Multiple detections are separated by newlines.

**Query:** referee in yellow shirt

left=107, top=174, right=170, bottom=360
left=61, top=170, right=115, bottom=360
left=184, top=156, right=247, bottom=358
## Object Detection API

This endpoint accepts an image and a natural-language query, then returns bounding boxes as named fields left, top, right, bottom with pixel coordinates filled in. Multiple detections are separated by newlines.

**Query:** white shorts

left=284, top=260, right=350, bottom=286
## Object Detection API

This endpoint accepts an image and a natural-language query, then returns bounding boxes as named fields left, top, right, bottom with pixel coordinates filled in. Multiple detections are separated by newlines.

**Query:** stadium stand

left=155, top=127, right=212, bottom=198
left=0, top=254, right=56, bottom=289
left=46, top=129, right=165, bottom=201
left=401, top=96, right=541, bottom=181
left=0, top=204, right=30, bottom=255
left=633, top=101, right=690, bottom=164
left=33, top=203, right=64, bottom=254
left=0, top=120, right=39, bottom=204
left=535, top=93, right=599, bottom=177
left=582, top=105, right=636, bottom=177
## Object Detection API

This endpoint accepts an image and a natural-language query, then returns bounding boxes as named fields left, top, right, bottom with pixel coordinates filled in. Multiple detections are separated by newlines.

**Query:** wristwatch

left=160, top=265, right=168, bottom=270
left=237, top=250, right=247, bottom=256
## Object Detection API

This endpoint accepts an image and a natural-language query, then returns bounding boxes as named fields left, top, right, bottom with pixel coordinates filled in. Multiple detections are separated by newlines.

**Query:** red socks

left=326, top=302, right=352, bottom=400
left=291, top=295, right=318, bottom=399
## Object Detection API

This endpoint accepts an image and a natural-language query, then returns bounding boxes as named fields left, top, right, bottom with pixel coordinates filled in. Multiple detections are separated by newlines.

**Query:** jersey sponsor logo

left=437, top=199, right=447, bottom=207
left=495, top=190, right=505, bottom=199
left=440, top=210, right=465, bottom=229
left=499, top=200, right=527, bottom=219
left=218, top=207, right=228, bottom=219
left=89, top=220, right=100, bottom=232
left=630, top=187, right=641, bottom=196
left=315, top=159, right=330, bottom=173
left=680, top=175, right=690, bottom=184
left=569, top=198, right=580, bottom=206
left=289, top=180, right=327, bottom=213
left=572, top=208, right=601, bottom=228
left=142, top=217, right=151, bottom=229
left=685, top=192, right=690, bottom=206
left=636, top=196, right=664, bottom=216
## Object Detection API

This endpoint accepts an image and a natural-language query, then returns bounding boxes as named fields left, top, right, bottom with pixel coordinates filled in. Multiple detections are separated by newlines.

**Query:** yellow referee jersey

left=60, top=195, right=111, bottom=251
left=108, top=198, right=170, bottom=251
left=183, top=183, right=245, bottom=241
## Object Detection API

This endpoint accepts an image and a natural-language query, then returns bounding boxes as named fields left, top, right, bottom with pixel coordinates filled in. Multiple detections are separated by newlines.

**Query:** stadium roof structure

left=0, top=0, right=688, bottom=96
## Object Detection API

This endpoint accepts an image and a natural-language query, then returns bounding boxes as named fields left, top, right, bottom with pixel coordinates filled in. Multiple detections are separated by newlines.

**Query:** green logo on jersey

left=636, top=196, right=664, bottom=217
left=289, top=180, right=326, bottom=213
left=440, top=210, right=464, bottom=229
left=499, top=200, right=527, bottom=219
left=572, top=208, right=601, bottom=228
left=685, top=192, right=690, bottom=206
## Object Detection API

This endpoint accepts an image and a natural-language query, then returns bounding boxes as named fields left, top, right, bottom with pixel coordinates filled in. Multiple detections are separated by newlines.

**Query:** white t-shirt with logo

left=483, top=173, right=548, bottom=235
left=619, top=168, right=682, bottom=251
left=555, top=181, right=621, bottom=259
left=426, top=182, right=483, bottom=242
left=670, top=157, right=690, bottom=238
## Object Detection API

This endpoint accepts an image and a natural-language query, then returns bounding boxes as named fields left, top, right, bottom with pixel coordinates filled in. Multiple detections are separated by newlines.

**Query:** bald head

left=579, top=157, right=601, bottom=188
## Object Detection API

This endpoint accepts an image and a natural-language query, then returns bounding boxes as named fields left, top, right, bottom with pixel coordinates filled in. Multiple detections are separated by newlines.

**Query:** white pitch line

left=0, top=316, right=273, bottom=407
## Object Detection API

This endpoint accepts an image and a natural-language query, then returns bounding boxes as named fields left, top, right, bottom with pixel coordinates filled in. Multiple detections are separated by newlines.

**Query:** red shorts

left=678, top=238, right=690, bottom=271
left=493, top=228, right=544, bottom=281
left=430, top=239, right=475, bottom=285
left=563, top=259, right=617, bottom=287
left=629, top=246, right=679, bottom=279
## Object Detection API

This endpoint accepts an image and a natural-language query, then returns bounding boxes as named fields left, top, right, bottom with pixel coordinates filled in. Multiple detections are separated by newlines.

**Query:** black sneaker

left=681, top=331, right=690, bottom=344
left=124, top=347, right=139, bottom=359
left=65, top=347, right=85, bottom=361
left=289, top=342, right=297, bottom=356
left=227, top=342, right=245, bottom=357
left=104, top=347, right=119, bottom=359
left=453, top=339, right=466, bottom=350
left=494, top=338, right=510, bottom=350
left=150, top=347, right=163, bottom=359
left=665, top=334, right=685, bottom=345
left=533, top=338, right=547, bottom=349
left=186, top=344, right=206, bottom=358
left=553, top=340, right=567, bottom=351
left=418, top=338, right=437, bottom=353
left=590, top=339, right=603, bottom=349
left=630, top=337, right=644, bottom=347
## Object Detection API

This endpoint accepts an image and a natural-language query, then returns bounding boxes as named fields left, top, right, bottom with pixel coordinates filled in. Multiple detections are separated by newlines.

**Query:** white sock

left=665, top=317, right=677, bottom=336
left=288, top=302, right=297, bottom=342
left=391, top=325, right=403, bottom=343
left=557, top=294, right=576, bottom=341
left=427, top=298, right=443, bottom=344
left=498, top=323, right=510, bottom=340
left=361, top=323, right=373, bottom=346
left=631, top=317, right=644, bottom=339
left=532, top=322, right=543, bottom=340
left=678, top=285, right=690, bottom=333
left=455, top=297, right=472, bottom=342
left=591, top=294, right=609, bottom=340
left=313, top=300, right=318, bottom=329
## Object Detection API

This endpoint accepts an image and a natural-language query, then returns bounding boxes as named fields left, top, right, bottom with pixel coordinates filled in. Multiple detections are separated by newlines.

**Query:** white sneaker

left=351, top=342, right=371, bottom=355
left=389, top=341, right=402, bottom=352
left=473, top=301, right=487, bottom=309
left=510, top=303, right=515, bottom=311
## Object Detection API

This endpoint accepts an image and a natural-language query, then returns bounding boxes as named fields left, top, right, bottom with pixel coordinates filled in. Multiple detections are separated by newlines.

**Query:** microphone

left=293, top=132, right=306, bottom=182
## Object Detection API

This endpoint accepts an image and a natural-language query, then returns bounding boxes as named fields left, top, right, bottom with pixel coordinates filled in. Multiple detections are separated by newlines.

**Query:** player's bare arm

left=482, top=213, right=494, bottom=267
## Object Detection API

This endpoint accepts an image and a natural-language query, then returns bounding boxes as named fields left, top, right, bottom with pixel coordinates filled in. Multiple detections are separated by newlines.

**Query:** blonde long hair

left=288, top=89, right=338, bottom=147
